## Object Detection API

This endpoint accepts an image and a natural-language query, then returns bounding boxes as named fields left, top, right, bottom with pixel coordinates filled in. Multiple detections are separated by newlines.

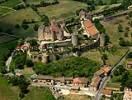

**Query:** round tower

left=72, top=34, right=78, bottom=47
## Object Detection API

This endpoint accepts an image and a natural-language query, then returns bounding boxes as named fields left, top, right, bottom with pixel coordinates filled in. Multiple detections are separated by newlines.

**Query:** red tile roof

left=91, top=76, right=101, bottom=87
left=83, top=19, right=99, bottom=36
left=73, top=78, right=82, bottom=84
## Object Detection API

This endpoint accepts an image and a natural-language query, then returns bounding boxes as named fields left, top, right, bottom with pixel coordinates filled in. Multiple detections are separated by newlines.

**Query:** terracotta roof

left=102, top=88, right=112, bottom=96
left=127, top=61, right=132, bottom=65
left=101, top=65, right=111, bottom=73
left=83, top=19, right=99, bottom=36
left=73, top=78, right=82, bottom=84
left=95, top=65, right=111, bottom=76
left=73, top=77, right=88, bottom=84
left=95, top=69, right=104, bottom=76
left=50, top=25, right=60, bottom=33
left=91, top=76, right=101, bottom=87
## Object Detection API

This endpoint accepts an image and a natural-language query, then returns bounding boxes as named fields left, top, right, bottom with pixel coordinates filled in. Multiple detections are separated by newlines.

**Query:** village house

left=72, top=77, right=89, bottom=87
left=126, top=60, right=132, bottom=69
left=32, top=75, right=89, bottom=89
left=101, top=88, right=113, bottom=98
left=90, top=76, right=101, bottom=91
left=123, top=88, right=132, bottom=100
left=94, top=65, right=111, bottom=77
left=90, top=65, right=111, bottom=91
left=32, top=75, right=73, bottom=86
left=16, top=42, right=30, bottom=52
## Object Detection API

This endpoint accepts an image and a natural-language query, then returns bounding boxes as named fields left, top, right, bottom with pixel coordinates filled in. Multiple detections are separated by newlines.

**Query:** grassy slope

left=81, top=48, right=128, bottom=66
left=101, top=15, right=132, bottom=46
left=0, top=40, right=17, bottom=60
left=0, top=7, right=41, bottom=25
left=0, top=0, right=21, bottom=7
left=37, top=0, right=87, bottom=19
left=23, top=87, right=55, bottom=100
left=0, top=76, right=19, bottom=100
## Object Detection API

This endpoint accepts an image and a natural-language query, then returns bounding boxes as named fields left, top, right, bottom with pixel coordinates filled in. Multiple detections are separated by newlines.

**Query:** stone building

left=79, top=10, right=99, bottom=39
left=38, top=18, right=70, bottom=41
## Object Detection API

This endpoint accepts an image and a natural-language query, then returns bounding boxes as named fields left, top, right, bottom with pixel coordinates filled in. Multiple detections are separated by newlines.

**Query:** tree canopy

left=34, top=56, right=99, bottom=78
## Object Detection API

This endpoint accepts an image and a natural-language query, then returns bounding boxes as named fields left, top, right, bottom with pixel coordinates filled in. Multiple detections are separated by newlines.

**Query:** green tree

left=122, top=0, right=132, bottom=9
left=26, top=59, right=34, bottom=67
left=41, top=15, right=49, bottom=26
left=33, top=24, right=39, bottom=31
left=101, top=53, right=108, bottom=65
left=118, top=24, right=123, bottom=32
left=110, top=0, right=117, bottom=4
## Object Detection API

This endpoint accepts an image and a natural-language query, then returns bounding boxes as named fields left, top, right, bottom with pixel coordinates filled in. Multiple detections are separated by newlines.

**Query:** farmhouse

left=90, top=76, right=101, bottom=91
left=101, top=88, right=113, bottom=98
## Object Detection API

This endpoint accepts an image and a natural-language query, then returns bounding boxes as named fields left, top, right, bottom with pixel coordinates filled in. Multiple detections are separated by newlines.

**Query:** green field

left=0, top=0, right=21, bottom=8
left=0, top=6, right=15, bottom=16
left=26, top=0, right=55, bottom=4
left=0, top=7, right=41, bottom=25
left=23, top=87, right=55, bottom=100
left=0, top=76, right=55, bottom=100
left=0, top=76, right=19, bottom=100
left=64, top=95, right=92, bottom=100
left=37, top=0, right=87, bottom=19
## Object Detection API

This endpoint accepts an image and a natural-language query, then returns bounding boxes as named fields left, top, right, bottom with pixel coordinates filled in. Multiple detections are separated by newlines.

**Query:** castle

left=38, top=18, right=70, bottom=41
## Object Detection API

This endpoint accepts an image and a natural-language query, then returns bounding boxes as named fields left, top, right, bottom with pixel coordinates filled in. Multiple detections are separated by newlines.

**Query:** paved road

left=95, top=48, right=131, bottom=100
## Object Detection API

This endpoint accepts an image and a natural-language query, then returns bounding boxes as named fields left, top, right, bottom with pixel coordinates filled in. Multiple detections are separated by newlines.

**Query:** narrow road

left=5, top=51, right=16, bottom=72
left=94, top=48, right=131, bottom=100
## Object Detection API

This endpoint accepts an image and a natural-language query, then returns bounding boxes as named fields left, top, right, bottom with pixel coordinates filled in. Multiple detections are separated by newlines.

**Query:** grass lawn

left=101, top=15, right=132, bottom=46
left=23, top=87, right=55, bottom=100
left=23, top=67, right=35, bottom=78
left=81, top=49, right=102, bottom=65
left=0, top=76, right=19, bottom=100
left=0, top=0, right=22, bottom=8
left=64, top=94, right=92, bottom=100
left=37, top=0, right=87, bottom=19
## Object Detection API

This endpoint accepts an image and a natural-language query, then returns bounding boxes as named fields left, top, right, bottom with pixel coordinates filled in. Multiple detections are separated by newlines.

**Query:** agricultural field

left=0, top=0, right=21, bottom=8
left=37, top=0, right=87, bottom=19
left=101, top=14, right=132, bottom=46
left=0, top=7, right=41, bottom=25
left=26, top=0, right=56, bottom=4
left=23, top=87, right=55, bottom=100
